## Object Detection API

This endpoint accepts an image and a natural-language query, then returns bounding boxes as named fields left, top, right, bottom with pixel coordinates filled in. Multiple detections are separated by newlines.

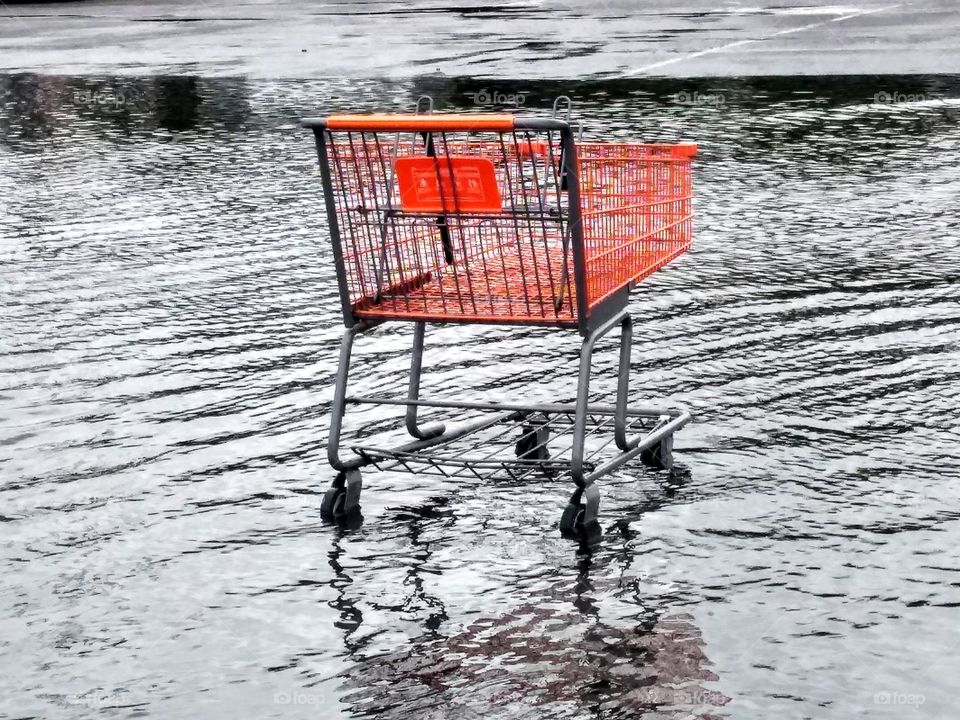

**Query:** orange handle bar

left=325, top=113, right=516, bottom=132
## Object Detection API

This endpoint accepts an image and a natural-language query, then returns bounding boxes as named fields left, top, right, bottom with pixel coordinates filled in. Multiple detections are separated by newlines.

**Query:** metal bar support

left=328, top=325, right=361, bottom=472
left=571, top=308, right=633, bottom=487
left=614, top=313, right=635, bottom=451
left=406, top=322, right=445, bottom=440
left=346, top=396, right=687, bottom=419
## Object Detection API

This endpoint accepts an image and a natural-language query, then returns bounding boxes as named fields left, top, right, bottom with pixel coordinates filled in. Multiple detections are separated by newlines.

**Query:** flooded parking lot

left=2, top=72, right=960, bottom=719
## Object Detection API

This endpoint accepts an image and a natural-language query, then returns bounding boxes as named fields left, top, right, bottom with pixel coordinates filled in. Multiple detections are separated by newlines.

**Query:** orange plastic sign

left=395, top=157, right=501, bottom=213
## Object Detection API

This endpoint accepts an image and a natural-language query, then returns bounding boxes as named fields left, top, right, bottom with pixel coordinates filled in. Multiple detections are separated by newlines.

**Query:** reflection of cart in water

left=302, top=102, right=696, bottom=539
left=323, top=491, right=728, bottom=719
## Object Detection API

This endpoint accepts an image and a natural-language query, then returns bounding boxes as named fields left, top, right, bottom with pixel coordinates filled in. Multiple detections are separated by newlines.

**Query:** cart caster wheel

left=560, top=483, right=602, bottom=541
left=516, top=414, right=550, bottom=462
left=321, top=469, right=362, bottom=522
left=559, top=502, right=583, bottom=536
left=321, top=486, right=344, bottom=519
left=559, top=504, right=602, bottom=542
left=641, top=433, right=674, bottom=471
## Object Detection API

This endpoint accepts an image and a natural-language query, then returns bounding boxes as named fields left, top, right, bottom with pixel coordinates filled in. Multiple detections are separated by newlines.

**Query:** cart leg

left=614, top=313, right=634, bottom=451
left=324, top=326, right=365, bottom=523
left=328, top=326, right=359, bottom=472
left=562, top=311, right=629, bottom=540
left=406, top=322, right=446, bottom=440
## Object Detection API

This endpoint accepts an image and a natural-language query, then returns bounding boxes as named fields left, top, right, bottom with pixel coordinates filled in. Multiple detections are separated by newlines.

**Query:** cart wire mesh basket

left=312, top=113, right=695, bottom=332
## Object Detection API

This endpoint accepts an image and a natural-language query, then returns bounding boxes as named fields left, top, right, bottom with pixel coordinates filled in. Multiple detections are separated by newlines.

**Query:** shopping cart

left=302, top=100, right=695, bottom=540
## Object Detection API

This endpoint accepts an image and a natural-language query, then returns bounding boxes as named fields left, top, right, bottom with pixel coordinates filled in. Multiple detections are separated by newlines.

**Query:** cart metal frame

left=302, top=111, right=693, bottom=540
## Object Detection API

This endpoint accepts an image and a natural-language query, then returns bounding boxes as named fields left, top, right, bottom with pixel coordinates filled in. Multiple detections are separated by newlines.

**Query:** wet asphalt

left=1, top=0, right=959, bottom=78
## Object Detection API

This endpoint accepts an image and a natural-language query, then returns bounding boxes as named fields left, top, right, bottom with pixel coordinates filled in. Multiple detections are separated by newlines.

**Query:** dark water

left=2, top=74, right=959, bottom=720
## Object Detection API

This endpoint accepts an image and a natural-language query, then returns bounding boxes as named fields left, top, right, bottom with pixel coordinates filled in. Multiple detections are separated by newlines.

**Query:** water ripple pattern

left=1, top=74, right=959, bottom=719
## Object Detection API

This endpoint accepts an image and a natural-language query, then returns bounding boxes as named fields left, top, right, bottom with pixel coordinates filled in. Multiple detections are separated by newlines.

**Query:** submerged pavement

left=1, top=0, right=959, bottom=79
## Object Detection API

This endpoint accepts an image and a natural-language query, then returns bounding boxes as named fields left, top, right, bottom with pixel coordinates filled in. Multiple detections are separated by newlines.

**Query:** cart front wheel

left=321, top=487, right=344, bottom=519
left=559, top=503, right=602, bottom=543
left=559, top=502, right=583, bottom=536
left=321, top=469, right=363, bottom=521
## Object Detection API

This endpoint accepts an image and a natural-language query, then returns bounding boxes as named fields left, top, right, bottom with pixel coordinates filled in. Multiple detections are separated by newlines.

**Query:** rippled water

left=2, top=74, right=959, bottom=719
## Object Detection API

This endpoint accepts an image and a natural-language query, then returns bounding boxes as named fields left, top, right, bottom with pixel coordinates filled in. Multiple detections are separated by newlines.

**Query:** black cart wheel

left=560, top=502, right=602, bottom=543
left=640, top=434, right=674, bottom=470
left=559, top=503, right=584, bottom=536
left=321, top=469, right=363, bottom=522
left=516, top=415, right=551, bottom=462
left=321, top=486, right=344, bottom=520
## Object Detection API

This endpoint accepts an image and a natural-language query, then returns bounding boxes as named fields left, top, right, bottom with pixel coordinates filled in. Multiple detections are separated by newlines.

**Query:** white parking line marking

left=627, top=3, right=905, bottom=75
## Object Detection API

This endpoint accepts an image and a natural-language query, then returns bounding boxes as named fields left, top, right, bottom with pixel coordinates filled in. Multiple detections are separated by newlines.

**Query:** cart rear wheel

left=516, top=415, right=551, bottom=461
left=640, top=434, right=674, bottom=470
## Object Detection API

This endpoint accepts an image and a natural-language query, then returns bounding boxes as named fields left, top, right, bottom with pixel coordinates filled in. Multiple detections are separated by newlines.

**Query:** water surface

left=2, top=73, right=959, bottom=719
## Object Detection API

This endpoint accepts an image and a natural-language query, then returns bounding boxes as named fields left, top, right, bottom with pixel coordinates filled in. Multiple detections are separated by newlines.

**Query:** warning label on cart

left=395, top=157, right=501, bottom=213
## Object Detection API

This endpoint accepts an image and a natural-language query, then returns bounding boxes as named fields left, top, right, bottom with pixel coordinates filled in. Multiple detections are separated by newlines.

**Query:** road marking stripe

left=627, top=3, right=904, bottom=75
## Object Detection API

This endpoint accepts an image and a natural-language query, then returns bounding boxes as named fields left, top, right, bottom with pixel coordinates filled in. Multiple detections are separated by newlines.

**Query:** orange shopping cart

left=302, top=99, right=695, bottom=541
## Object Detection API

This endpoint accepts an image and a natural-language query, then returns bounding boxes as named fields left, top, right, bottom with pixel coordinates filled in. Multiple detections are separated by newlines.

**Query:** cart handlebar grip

left=302, top=115, right=572, bottom=132
left=321, top=114, right=517, bottom=132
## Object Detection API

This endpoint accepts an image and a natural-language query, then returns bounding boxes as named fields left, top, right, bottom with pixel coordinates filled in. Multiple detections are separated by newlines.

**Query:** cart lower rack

left=303, top=108, right=695, bottom=540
